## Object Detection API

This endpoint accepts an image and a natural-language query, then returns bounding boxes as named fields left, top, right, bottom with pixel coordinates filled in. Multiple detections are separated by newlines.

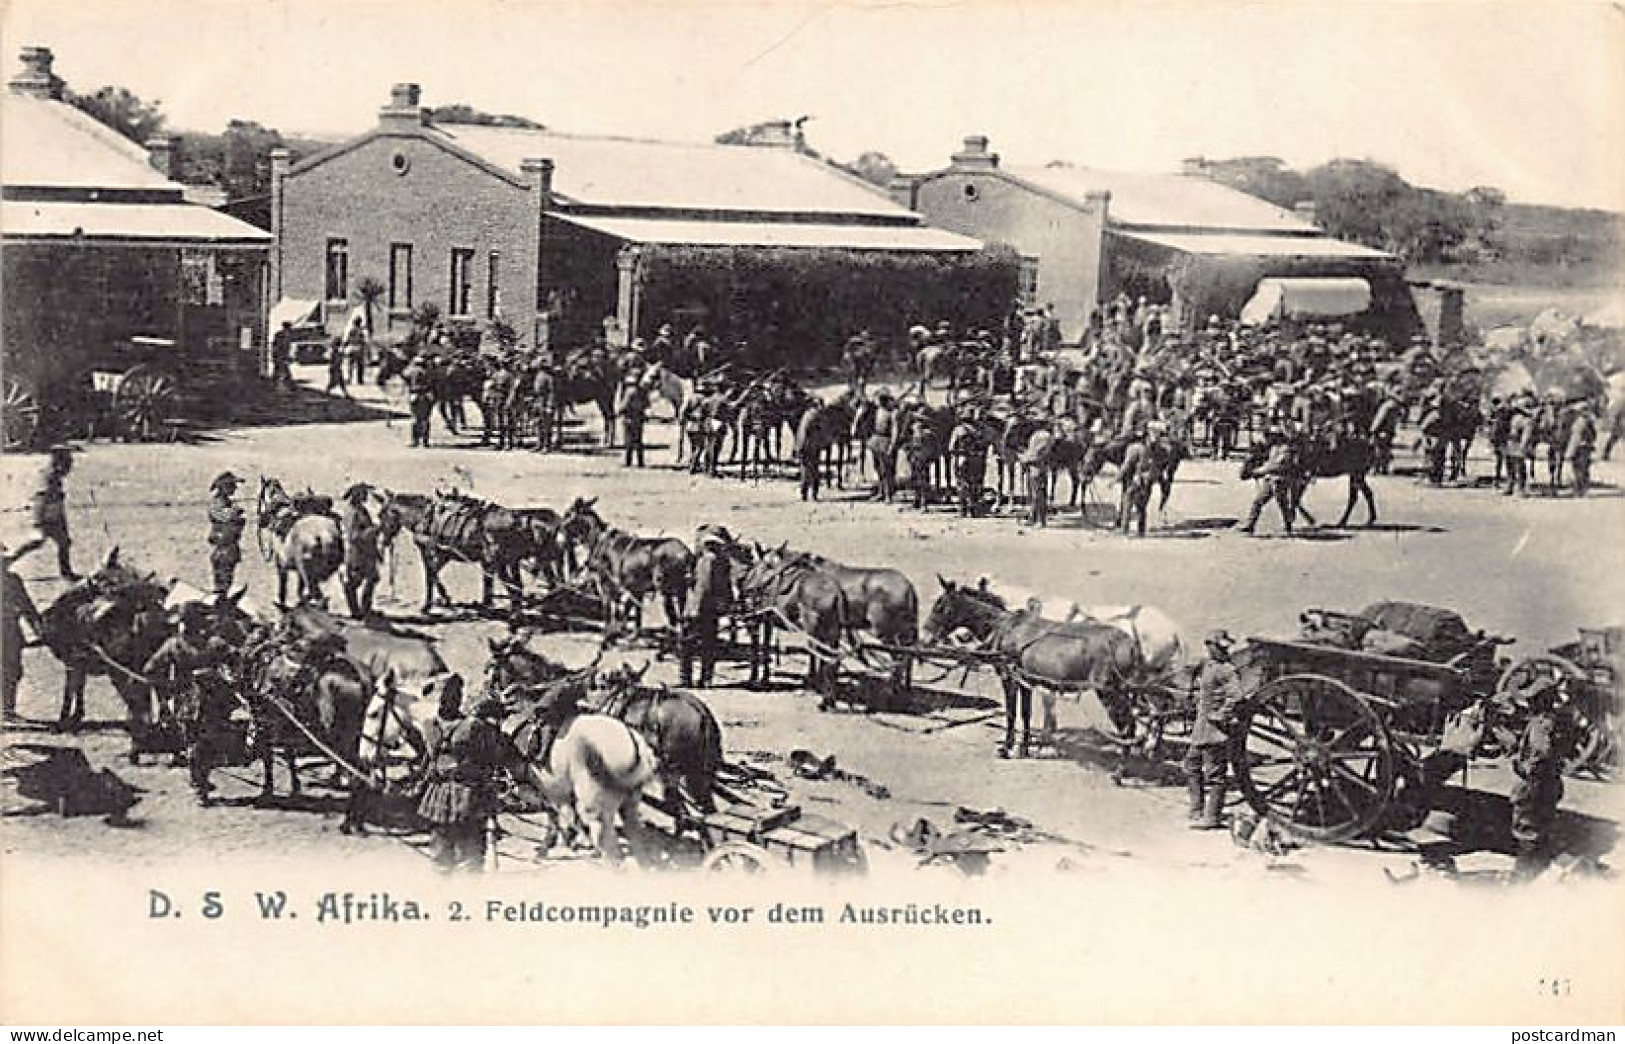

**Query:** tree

left=66, top=85, right=166, bottom=144
left=1199, top=157, right=1307, bottom=210
left=426, top=104, right=544, bottom=129
left=354, top=277, right=386, bottom=336
left=843, top=151, right=898, bottom=188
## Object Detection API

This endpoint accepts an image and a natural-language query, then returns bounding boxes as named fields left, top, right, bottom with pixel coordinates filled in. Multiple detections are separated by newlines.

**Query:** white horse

left=981, top=581, right=1186, bottom=670
left=639, top=361, right=693, bottom=421
left=518, top=713, right=658, bottom=865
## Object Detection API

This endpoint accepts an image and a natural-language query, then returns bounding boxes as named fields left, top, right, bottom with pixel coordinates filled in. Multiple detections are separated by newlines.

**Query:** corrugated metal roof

left=1, top=94, right=180, bottom=192
left=2, top=200, right=271, bottom=244
left=438, top=124, right=909, bottom=218
left=1012, top=165, right=1315, bottom=233
left=552, top=212, right=981, bottom=252
left=1113, top=229, right=1392, bottom=259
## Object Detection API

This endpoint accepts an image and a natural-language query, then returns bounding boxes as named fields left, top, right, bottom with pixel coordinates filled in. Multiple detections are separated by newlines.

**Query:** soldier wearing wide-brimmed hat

left=20, top=445, right=78, bottom=580
left=681, top=525, right=734, bottom=688
left=1, top=541, right=45, bottom=724
left=1184, top=629, right=1244, bottom=830
left=206, top=472, right=247, bottom=599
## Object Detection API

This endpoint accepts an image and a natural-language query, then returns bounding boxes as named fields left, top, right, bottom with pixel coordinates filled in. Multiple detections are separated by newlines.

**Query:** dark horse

left=922, top=578, right=1142, bottom=758
left=1079, top=430, right=1185, bottom=517
left=375, top=490, right=557, bottom=617
left=796, top=550, right=917, bottom=693
left=482, top=638, right=724, bottom=825
left=735, top=544, right=853, bottom=710
left=559, top=497, right=694, bottom=635
left=552, top=349, right=619, bottom=448
left=1298, top=428, right=1380, bottom=528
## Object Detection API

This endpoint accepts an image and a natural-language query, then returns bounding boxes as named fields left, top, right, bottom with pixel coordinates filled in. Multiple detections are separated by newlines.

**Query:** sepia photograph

left=1, top=0, right=1622, bottom=1028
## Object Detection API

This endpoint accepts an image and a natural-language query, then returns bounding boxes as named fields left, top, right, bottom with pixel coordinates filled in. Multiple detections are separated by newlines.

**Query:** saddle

left=424, top=495, right=492, bottom=550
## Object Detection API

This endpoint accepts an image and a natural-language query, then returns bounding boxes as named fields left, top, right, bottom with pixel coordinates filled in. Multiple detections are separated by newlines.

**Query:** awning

left=2, top=200, right=270, bottom=247
left=1113, top=229, right=1392, bottom=260
left=1240, top=277, right=1373, bottom=325
left=550, top=212, right=982, bottom=252
left=270, top=298, right=322, bottom=329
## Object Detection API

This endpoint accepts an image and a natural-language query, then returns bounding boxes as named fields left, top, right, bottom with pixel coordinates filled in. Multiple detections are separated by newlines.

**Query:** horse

left=735, top=544, right=853, bottom=709
left=257, top=477, right=344, bottom=608
left=374, top=490, right=548, bottom=617
left=639, top=360, right=693, bottom=422
left=794, top=550, right=917, bottom=693
left=1298, top=429, right=1379, bottom=528
left=40, top=549, right=183, bottom=755
left=552, top=349, right=619, bottom=448
left=483, top=640, right=724, bottom=824
left=240, top=627, right=372, bottom=807
left=796, top=399, right=858, bottom=491
left=922, top=578, right=1142, bottom=758
left=559, top=497, right=694, bottom=635
left=1079, top=430, right=1183, bottom=518
left=508, top=707, right=658, bottom=865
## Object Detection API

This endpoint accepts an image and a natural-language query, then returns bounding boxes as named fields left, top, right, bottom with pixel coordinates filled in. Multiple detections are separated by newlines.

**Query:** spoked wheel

left=1495, top=654, right=1611, bottom=775
left=700, top=840, right=773, bottom=875
left=3, top=378, right=41, bottom=451
left=1232, top=673, right=1396, bottom=844
left=113, top=365, right=178, bottom=441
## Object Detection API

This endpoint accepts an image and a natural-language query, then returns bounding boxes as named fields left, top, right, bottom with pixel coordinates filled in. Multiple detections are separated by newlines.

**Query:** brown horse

left=375, top=490, right=552, bottom=617
left=794, top=550, right=917, bottom=692
left=922, top=578, right=1141, bottom=757
left=735, top=544, right=853, bottom=710
left=559, top=498, right=694, bottom=635
left=240, top=626, right=371, bottom=807
left=552, top=349, right=619, bottom=448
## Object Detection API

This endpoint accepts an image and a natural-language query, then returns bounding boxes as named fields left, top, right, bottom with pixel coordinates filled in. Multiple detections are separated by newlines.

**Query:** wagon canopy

left=1358, top=601, right=1474, bottom=660
left=1240, top=277, right=1372, bottom=326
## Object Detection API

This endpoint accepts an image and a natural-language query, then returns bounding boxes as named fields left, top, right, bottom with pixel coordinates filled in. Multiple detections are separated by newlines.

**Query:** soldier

left=206, top=472, right=247, bottom=602
left=1486, top=395, right=1512, bottom=485
left=417, top=695, right=519, bottom=872
left=1119, top=383, right=1156, bottom=441
left=270, top=320, right=295, bottom=386
left=1241, top=428, right=1298, bottom=536
left=480, top=357, right=513, bottom=449
left=867, top=392, right=899, bottom=503
left=24, top=445, right=77, bottom=580
left=681, top=525, right=733, bottom=689
left=1185, top=630, right=1245, bottom=830
left=338, top=484, right=381, bottom=619
left=1020, top=423, right=1055, bottom=528
left=324, top=335, right=350, bottom=398
left=1, top=544, right=45, bottom=724
left=796, top=404, right=823, bottom=502
left=1509, top=678, right=1574, bottom=881
left=1515, top=391, right=1542, bottom=496
left=1565, top=401, right=1598, bottom=497
left=343, top=316, right=369, bottom=385
left=406, top=354, right=435, bottom=448
left=619, top=372, right=649, bottom=468
left=903, top=410, right=937, bottom=510
left=949, top=404, right=990, bottom=518
left=143, top=602, right=235, bottom=802
left=1418, top=395, right=1447, bottom=485
left=1117, top=435, right=1153, bottom=537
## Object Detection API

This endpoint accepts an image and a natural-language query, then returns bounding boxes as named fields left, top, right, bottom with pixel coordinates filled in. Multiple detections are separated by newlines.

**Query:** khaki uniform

left=417, top=713, right=517, bottom=872
left=681, top=546, right=733, bottom=688
left=1184, top=656, right=1244, bottom=826
left=207, top=494, right=246, bottom=597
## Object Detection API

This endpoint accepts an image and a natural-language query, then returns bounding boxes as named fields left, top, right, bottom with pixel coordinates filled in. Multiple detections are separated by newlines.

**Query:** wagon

left=1494, top=626, right=1621, bottom=777
left=86, top=337, right=185, bottom=442
left=1229, top=635, right=1482, bottom=843
left=698, top=800, right=866, bottom=875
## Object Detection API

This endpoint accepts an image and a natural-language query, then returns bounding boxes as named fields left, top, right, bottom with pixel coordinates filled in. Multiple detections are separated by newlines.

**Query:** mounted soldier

left=206, top=472, right=247, bottom=602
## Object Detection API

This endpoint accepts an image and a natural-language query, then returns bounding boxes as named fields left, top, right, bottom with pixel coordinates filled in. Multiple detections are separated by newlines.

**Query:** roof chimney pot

left=379, top=83, right=425, bottom=133
left=9, top=45, right=59, bottom=99
left=951, top=134, right=999, bottom=171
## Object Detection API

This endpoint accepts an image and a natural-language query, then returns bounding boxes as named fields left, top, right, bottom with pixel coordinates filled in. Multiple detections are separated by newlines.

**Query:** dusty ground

left=2, top=365, right=1622, bottom=888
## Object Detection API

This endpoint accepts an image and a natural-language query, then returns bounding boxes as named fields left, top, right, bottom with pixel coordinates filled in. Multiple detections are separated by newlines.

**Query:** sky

left=4, top=0, right=1624, bottom=210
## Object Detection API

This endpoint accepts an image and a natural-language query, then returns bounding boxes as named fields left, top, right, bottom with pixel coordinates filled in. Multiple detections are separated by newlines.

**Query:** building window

left=389, top=243, right=413, bottom=310
left=449, top=248, right=475, bottom=317
left=486, top=252, right=501, bottom=319
left=325, top=238, right=349, bottom=301
left=1019, top=256, right=1039, bottom=306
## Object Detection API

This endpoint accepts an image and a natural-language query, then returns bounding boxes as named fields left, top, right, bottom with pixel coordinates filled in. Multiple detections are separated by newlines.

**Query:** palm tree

left=355, top=276, right=385, bottom=336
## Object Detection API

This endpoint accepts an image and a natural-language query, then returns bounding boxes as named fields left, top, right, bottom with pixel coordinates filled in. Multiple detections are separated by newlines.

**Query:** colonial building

left=274, top=84, right=989, bottom=356
left=2, top=46, right=270, bottom=439
left=893, top=136, right=1416, bottom=343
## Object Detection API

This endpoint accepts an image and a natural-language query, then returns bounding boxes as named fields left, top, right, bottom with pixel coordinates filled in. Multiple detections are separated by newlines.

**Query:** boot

left=1186, top=779, right=1205, bottom=821
left=1189, top=789, right=1225, bottom=831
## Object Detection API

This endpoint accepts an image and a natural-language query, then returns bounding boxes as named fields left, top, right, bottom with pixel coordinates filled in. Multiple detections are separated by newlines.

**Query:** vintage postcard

left=1, top=0, right=1623, bottom=1026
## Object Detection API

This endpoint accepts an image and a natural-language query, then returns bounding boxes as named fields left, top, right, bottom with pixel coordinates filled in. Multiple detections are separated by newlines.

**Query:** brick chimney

left=146, top=136, right=175, bottom=179
left=521, top=158, right=554, bottom=349
left=269, top=147, right=291, bottom=302
left=951, top=135, right=999, bottom=171
left=379, top=83, right=424, bottom=133
left=9, top=45, right=60, bottom=99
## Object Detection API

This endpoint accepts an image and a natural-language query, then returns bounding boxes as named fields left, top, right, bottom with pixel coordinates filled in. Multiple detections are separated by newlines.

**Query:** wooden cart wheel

left=1232, top=673, right=1396, bottom=844
left=113, top=364, right=178, bottom=441
left=3, top=377, right=41, bottom=451
left=700, top=840, right=773, bottom=875
left=1494, top=654, right=1610, bottom=774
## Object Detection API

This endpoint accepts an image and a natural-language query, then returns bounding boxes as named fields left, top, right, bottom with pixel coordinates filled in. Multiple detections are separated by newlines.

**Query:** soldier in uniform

left=1565, top=401, right=1598, bottom=497
left=343, top=316, right=369, bottom=385
left=949, top=404, right=990, bottom=518
left=1117, top=434, right=1153, bottom=537
left=1, top=544, right=45, bottom=724
left=1185, top=630, right=1245, bottom=830
left=1020, top=423, right=1055, bottom=527
left=903, top=409, right=937, bottom=511
left=417, top=695, right=519, bottom=872
left=681, top=525, right=733, bottom=688
left=24, top=446, right=78, bottom=580
left=338, top=484, right=381, bottom=619
left=480, top=357, right=512, bottom=449
left=270, top=320, right=295, bottom=386
left=406, top=355, right=436, bottom=448
left=1241, top=428, right=1298, bottom=535
left=144, top=602, right=236, bottom=803
left=206, top=472, right=247, bottom=602
left=1514, top=391, right=1542, bottom=496
left=1509, top=678, right=1574, bottom=881
left=866, top=392, right=899, bottom=503
left=619, top=372, right=649, bottom=468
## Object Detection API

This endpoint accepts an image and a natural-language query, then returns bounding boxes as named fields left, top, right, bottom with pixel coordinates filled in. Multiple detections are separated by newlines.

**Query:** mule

left=922, top=578, right=1141, bottom=757
left=795, top=550, right=917, bottom=692
left=258, top=478, right=344, bottom=608
left=241, top=629, right=371, bottom=806
left=1299, top=430, right=1379, bottom=528
left=735, top=544, right=852, bottom=709
left=551, top=350, right=619, bottom=448
left=559, top=498, right=693, bottom=635
left=375, top=490, right=547, bottom=617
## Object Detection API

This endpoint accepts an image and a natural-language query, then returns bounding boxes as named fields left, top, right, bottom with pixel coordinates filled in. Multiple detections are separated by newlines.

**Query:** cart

left=87, top=337, right=183, bottom=441
left=697, top=800, right=866, bottom=875
left=1230, top=636, right=1482, bottom=844
left=1494, top=626, right=1621, bottom=777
